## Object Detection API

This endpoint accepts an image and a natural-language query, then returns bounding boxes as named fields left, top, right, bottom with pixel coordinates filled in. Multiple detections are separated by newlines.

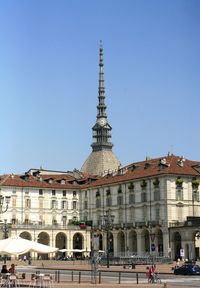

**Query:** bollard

left=58, top=271, right=60, bottom=283
left=118, top=272, right=121, bottom=284
left=71, top=271, right=74, bottom=282
left=55, top=271, right=57, bottom=282
left=79, top=271, right=81, bottom=283
left=99, top=271, right=101, bottom=284
left=163, top=282, right=167, bottom=288
left=136, top=272, right=139, bottom=284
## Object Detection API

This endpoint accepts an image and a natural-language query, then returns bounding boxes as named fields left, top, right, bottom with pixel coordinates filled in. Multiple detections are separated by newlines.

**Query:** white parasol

left=0, top=236, right=58, bottom=255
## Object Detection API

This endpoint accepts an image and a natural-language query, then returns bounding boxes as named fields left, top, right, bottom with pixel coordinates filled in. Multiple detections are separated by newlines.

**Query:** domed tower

left=81, top=42, right=121, bottom=176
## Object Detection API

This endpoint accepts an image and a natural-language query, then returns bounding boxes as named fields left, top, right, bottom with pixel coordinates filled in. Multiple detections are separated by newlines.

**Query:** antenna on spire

left=100, top=40, right=102, bottom=46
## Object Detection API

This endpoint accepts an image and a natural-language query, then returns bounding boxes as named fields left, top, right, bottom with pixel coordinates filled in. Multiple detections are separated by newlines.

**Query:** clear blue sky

left=0, top=0, right=200, bottom=174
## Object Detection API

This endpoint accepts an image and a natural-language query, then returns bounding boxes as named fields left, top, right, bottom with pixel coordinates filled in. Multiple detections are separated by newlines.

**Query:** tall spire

left=81, top=42, right=121, bottom=176
left=91, top=41, right=113, bottom=152
left=97, top=40, right=107, bottom=119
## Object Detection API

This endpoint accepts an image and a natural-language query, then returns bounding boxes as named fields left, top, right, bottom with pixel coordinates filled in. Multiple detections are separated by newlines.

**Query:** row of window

left=12, top=189, right=77, bottom=197
left=13, top=199, right=78, bottom=210
left=92, top=191, right=161, bottom=208
left=11, top=215, right=68, bottom=225
left=85, top=189, right=200, bottom=208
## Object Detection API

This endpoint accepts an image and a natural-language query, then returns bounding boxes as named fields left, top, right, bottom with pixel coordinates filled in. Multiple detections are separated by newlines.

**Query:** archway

left=73, top=233, right=83, bottom=259
left=56, top=232, right=67, bottom=260
left=128, top=230, right=137, bottom=254
left=156, top=229, right=163, bottom=256
left=117, top=231, right=125, bottom=256
left=19, top=231, right=32, bottom=261
left=38, top=232, right=50, bottom=260
left=173, top=232, right=181, bottom=260
left=19, top=231, right=32, bottom=240
left=141, top=229, right=150, bottom=253
left=194, top=231, right=200, bottom=260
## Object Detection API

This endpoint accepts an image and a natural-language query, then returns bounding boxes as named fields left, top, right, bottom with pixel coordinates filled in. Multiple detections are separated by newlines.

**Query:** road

left=16, top=265, right=200, bottom=287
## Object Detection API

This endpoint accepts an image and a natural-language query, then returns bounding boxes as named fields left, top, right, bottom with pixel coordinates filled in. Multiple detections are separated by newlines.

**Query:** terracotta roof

left=0, top=172, right=98, bottom=189
left=79, top=154, right=200, bottom=188
left=0, top=155, right=199, bottom=190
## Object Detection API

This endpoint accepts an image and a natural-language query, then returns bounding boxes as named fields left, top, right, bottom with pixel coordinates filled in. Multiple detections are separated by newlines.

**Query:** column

left=136, top=229, right=142, bottom=255
left=162, top=229, right=169, bottom=258
left=112, top=231, right=118, bottom=257
left=188, top=241, right=196, bottom=260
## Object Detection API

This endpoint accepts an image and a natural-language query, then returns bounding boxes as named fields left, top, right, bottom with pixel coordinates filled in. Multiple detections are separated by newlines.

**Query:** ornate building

left=81, top=42, right=121, bottom=176
left=0, top=44, right=200, bottom=261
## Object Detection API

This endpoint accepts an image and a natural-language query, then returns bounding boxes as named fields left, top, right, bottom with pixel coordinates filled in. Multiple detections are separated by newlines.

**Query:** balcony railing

left=10, top=224, right=81, bottom=230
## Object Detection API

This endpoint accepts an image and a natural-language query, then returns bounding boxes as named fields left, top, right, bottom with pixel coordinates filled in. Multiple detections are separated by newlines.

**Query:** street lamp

left=2, top=219, right=9, bottom=264
left=100, top=209, right=115, bottom=268
left=0, top=195, right=11, bottom=264
left=0, top=195, right=11, bottom=214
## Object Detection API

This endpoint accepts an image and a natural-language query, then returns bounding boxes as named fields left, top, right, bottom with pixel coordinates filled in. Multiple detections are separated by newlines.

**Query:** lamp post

left=0, top=195, right=11, bottom=214
left=0, top=195, right=11, bottom=264
left=100, top=209, right=115, bottom=268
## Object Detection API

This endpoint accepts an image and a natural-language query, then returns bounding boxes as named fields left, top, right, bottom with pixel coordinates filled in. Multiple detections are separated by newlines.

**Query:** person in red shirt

left=8, top=264, right=15, bottom=274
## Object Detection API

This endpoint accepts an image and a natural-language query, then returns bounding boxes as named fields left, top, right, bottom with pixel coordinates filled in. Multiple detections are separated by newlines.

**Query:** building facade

left=0, top=44, right=200, bottom=261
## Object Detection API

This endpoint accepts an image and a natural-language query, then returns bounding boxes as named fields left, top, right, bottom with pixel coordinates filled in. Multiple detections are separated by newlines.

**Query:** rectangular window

left=117, top=196, right=123, bottom=205
left=12, top=218, right=16, bottom=224
left=193, top=190, right=199, bottom=202
left=52, top=200, right=57, bottom=209
left=106, top=197, right=112, bottom=207
left=39, top=189, right=43, bottom=195
left=154, top=190, right=160, bottom=201
left=85, top=191, right=87, bottom=197
left=73, top=191, right=77, bottom=197
left=63, top=216, right=67, bottom=225
left=26, top=199, right=31, bottom=208
left=84, top=201, right=88, bottom=209
left=63, top=190, right=66, bottom=197
left=52, top=219, right=57, bottom=225
left=141, top=192, right=147, bottom=202
left=52, top=190, right=56, bottom=196
left=176, top=189, right=183, bottom=201
left=96, top=198, right=101, bottom=208
left=73, top=201, right=77, bottom=210
left=155, top=207, right=160, bottom=219
left=62, top=201, right=66, bottom=209
left=129, top=194, right=135, bottom=204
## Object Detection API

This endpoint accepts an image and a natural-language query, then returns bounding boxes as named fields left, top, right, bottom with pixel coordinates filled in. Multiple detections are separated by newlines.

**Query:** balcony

left=10, top=224, right=81, bottom=230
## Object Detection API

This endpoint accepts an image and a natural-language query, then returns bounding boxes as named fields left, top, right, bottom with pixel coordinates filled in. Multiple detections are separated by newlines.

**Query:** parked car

left=174, top=264, right=200, bottom=275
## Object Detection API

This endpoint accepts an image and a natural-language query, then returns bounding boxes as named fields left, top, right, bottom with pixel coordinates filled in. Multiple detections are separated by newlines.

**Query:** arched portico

left=38, top=232, right=50, bottom=260
left=19, top=231, right=32, bottom=260
left=56, top=232, right=67, bottom=258
left=141, top=229, right=150, bottom=254
left=155, top=228, right=163, bottom=255
left=117, top=231, right=125, bottom=256
left=173, top=232, right=182, bottom=260
left=128, top=230, right=137, bottom=254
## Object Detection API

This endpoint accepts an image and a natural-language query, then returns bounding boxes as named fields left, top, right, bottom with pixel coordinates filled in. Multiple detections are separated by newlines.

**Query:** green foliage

left=176, top=178, right=183, bottom=186
left=192, top=180, right=200, bottom=187
left=128, top=183, right=134, bottom=190
left=118, top=187, right=122, bottom=193
left=140, top=180, right=147, bottom=188
left=153, top=178, right=159, bottom=186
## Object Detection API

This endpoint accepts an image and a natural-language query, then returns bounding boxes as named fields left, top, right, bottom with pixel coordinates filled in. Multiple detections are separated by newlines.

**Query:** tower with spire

left=81, top=42, right=121, bottom=176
